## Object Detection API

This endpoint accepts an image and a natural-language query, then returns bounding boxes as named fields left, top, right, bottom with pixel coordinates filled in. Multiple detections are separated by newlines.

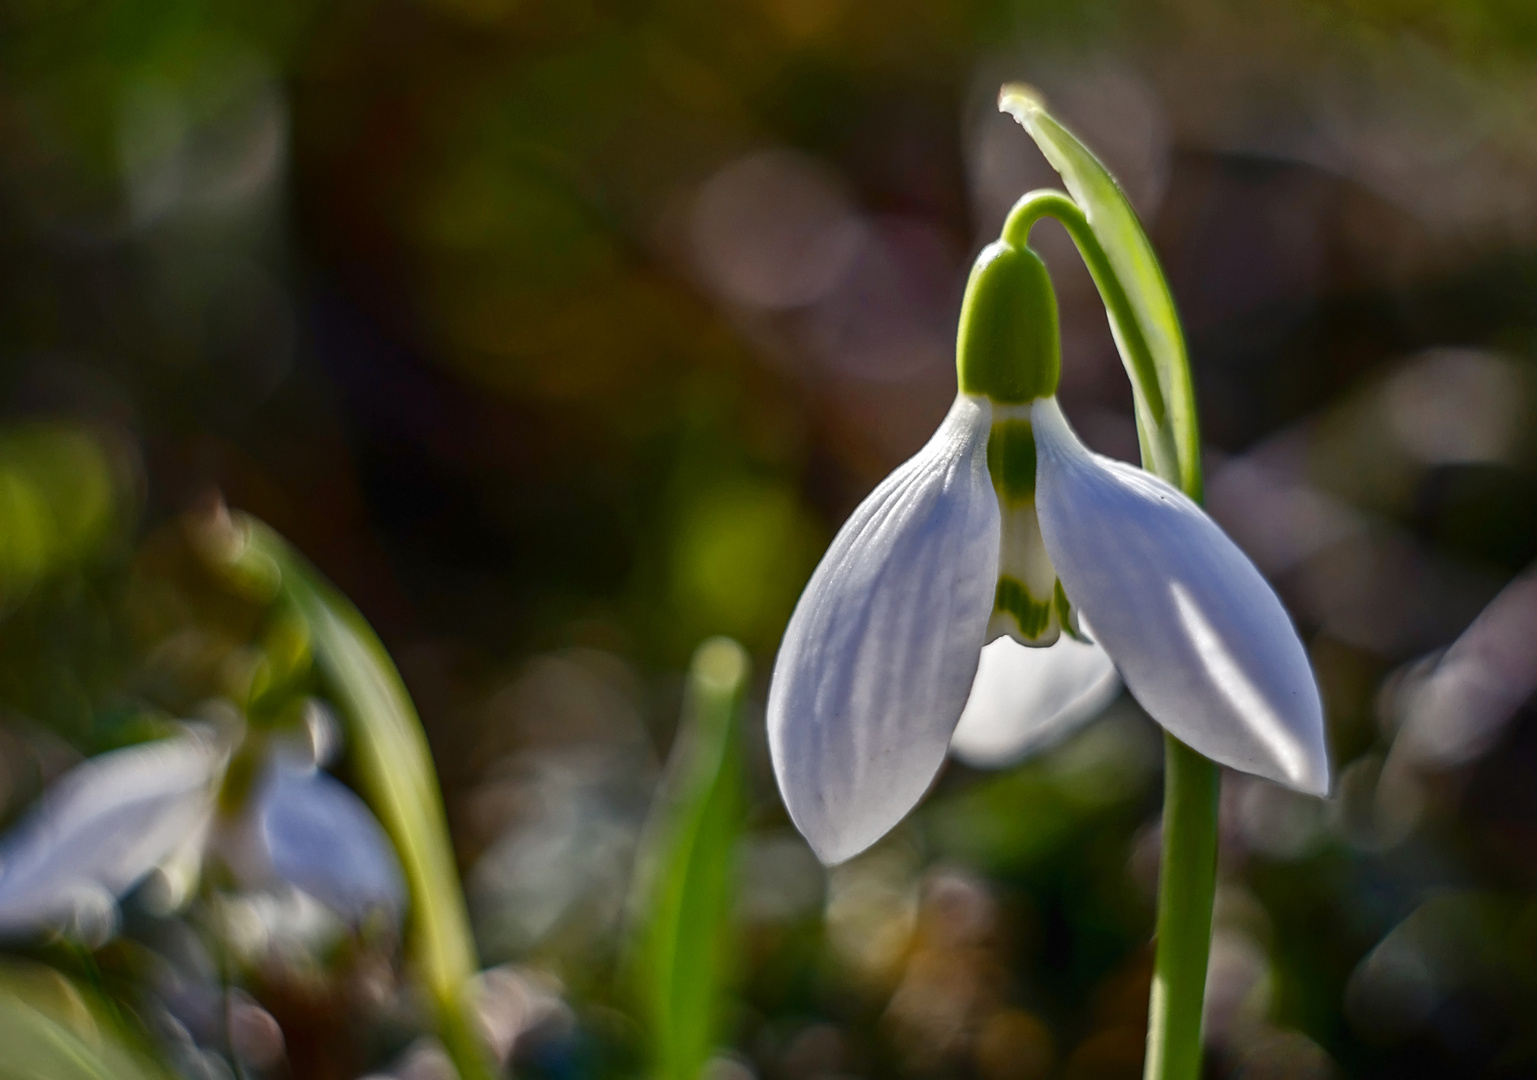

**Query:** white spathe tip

left=997, top=83, right=1046, bottom=117
left=950, top=632, right=1121, bottom=769
left=769, top=395, right=1000, bottom=864
left=1031, top=398, right=1330, bottom=796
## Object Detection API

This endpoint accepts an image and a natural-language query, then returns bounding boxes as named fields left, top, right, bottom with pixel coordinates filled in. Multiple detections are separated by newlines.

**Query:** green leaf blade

left=632, top=637, right=751, bottom=1080
left=0, top=965, right=173, bottom=1080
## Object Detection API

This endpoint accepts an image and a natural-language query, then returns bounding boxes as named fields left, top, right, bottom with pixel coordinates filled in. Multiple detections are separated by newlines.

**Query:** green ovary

left=956, top=242, right=1061, bottom=404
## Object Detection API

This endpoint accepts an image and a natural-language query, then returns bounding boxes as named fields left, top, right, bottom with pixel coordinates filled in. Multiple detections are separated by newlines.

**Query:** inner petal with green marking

left=985, top=408, right=1080, bottom=646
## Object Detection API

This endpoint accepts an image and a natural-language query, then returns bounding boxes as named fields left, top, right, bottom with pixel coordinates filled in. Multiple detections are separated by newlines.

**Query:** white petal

left=1031, top=398, right=1329, bottom=794
left=257, top=758, right=406, bottom=923
left=769, top=394, right=1000, bottom=864
left=0, top=735, right=221, bottom=936
left=950, top=632, right=1121, bottom=768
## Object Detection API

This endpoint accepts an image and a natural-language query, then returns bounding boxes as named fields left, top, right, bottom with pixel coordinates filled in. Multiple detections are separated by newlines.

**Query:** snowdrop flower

left=0, top=708, right=405, bottom=950
left=769, top=237, right=1328, bottom=864
left=0, top=732, right=223, bottom=941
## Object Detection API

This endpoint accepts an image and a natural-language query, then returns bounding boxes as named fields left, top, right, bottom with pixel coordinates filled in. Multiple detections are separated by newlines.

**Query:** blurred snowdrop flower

left=769, top=237, right=1328, bottom=865
left=1391, top=562, right=1537, bottom=770
left=239, top=751, right=406, bottom=925
left=0, top=732, right=224, bottom=942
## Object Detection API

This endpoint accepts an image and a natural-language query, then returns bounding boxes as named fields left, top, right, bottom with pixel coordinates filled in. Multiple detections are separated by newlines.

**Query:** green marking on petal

left=994, top=576, right=1054, bottom=641
left=986, top=419, right=1037, bottom=505
left=987, top=470, right=1069, bottom=647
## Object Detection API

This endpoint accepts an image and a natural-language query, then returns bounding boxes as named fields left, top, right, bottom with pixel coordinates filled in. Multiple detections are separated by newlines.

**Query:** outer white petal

left=769, top=394, right=999, bottom=864
left=256, top=757, right=406, bottom=923
left=950, top=632, right=1121, bottom=768
left=1031, top=398, right=1329, bottom=794
left=0, top=734, right=221, bottom=936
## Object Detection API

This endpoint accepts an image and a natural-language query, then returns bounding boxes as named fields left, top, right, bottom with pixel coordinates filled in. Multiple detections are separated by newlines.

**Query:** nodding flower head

left=768, top=235, right=1328, bottom=865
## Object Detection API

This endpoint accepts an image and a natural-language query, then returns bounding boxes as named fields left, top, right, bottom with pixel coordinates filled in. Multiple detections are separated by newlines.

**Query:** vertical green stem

left=1145, top=734, right=1220, bottom=1080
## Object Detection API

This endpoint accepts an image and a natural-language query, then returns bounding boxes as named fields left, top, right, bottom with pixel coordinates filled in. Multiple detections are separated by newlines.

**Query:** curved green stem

left=1001, top=191, right=1184, bottom=493
left=1005, top=188, right=1220, bottom=1080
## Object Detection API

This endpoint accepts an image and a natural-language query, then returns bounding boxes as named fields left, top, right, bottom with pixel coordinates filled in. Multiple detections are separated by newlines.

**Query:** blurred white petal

left=1393, top=562, right=1537, bottom=769
left=950, top=633, right=1120, bottom=768
left=769, top=394, right=999, bottom=864
left=255, top=757, right=406, bottom=923
left=0, top=734, right=221, bottom=936
left=1032, top=398, right=1329, bottom=795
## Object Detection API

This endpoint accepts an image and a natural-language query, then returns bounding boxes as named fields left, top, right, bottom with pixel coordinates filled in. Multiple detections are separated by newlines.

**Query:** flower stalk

left=1147, top=735, right=1221, bottom=1080
left=997, top=110, right=1222, bottom=1080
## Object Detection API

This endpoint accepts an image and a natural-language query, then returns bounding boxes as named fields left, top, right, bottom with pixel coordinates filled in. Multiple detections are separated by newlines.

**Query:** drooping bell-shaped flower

left=769, top=233, right=1328, bottom=865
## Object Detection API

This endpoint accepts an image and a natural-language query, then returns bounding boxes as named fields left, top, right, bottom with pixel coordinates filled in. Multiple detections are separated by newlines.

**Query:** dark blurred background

left=2, top=0, right=1537, bottom=1077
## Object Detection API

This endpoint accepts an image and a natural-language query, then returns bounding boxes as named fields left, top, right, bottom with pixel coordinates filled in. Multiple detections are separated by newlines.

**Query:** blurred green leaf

left=930, top=712, right=1157, bottom=873
left=0, top=424, right=124, bottom=606
left=669, top=481, right=822, bottom=650
left=0, top=962, right=171, bottom=1080
left=1000, top=86, right=1202, bottom=498
left=209, top=511, right=497, bottom=1080
left=631, top=637, right=751, bottom=1080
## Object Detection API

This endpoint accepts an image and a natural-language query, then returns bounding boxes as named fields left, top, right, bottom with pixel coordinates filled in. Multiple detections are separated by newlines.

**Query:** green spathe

left=957, top=241, right=1060, bottom=404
